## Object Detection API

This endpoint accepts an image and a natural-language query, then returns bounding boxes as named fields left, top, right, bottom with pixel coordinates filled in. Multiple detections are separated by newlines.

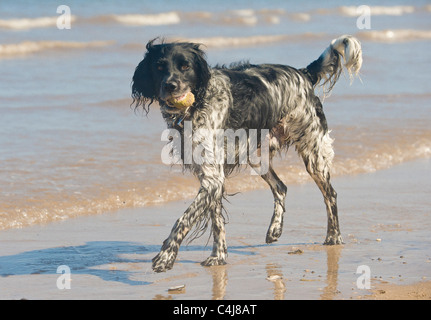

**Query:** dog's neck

left=160, top=101, right=193, bottom=131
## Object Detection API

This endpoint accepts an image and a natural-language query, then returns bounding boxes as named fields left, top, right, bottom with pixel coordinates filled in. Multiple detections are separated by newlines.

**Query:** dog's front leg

left=152, top=165, right=225, bottom=272
left=152, top=187, right=207, bottom=272
left=201, top=200, right=227, bottom=266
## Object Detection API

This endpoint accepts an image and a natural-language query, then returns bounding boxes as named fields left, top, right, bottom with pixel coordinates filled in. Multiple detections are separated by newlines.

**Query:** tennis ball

left=167, top=92, right=195, bottom=109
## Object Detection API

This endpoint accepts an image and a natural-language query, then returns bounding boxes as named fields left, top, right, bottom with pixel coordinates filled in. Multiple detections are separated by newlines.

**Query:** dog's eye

left=157, top=65, right=164, bottom=71
left=181, top=65, right=190, bottom=71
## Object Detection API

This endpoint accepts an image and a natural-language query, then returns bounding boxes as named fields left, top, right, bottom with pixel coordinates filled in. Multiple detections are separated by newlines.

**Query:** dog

left=131, top=35, right=362, bottom=272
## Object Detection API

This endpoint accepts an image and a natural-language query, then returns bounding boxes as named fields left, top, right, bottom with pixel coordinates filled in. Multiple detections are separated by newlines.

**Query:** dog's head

left=132, top=38, right=210, bottom=114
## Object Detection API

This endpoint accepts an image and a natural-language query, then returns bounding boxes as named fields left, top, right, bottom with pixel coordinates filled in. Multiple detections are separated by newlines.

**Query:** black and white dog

left=132, top=35, right=362, bottom=272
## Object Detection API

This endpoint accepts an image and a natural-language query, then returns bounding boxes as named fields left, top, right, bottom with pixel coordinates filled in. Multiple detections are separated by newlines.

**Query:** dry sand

left=0, top=159, right=430, bottom=300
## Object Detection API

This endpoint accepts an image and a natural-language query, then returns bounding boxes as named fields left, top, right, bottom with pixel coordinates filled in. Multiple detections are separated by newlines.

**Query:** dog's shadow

left=0, top=241, right=258, bottom=286
left=0, top=241, right=157, bottom=286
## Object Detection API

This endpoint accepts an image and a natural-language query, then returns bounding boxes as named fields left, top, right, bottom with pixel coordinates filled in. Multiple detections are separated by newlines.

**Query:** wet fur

left=131, top=35, right=362, bottom=272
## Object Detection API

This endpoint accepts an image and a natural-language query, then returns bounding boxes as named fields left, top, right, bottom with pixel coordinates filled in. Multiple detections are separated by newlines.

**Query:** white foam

left=339, top=5, right=415, bottom=16
left=357, top=29, right=431, bottom=42
left=0, top=16, right=76, bottom=30
left=174, top=33, right=325, bottom=49
left=111, top=12, right=180, bottom=26
left=0, top=40, right=114, bottom=58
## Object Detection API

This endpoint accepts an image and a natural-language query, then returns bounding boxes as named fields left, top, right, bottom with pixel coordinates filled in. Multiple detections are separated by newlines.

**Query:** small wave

left=288, top=12, right=311, bottom=22
left=0, top=40, right=115, bottom=58
left=339, top=5, right=415, bottom=17
left=90, top=9, right=310, bottom=27
left=0, top=16, right=76, bottom=30
left=357, top=29, right=431, bottom=43
left=0, top=12, right=181, bottom=30
left=333, top=137, right=431, bottom=176
left=108, top=12, right=181, bottom=26
left=171, top=33, right=326, bottom=49
left=0, top=12, right=180, bottom=30
left=0, top=176, right=198, bottom=231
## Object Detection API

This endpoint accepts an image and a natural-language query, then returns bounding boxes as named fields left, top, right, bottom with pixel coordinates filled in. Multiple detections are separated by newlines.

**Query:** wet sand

left=368, top=280, right=431, bottom=300
left=0, top=158, right=430, bottom=300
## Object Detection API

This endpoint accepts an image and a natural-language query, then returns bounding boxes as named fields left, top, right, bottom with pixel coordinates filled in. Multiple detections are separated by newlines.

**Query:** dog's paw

left=152, top=251, right=175, bottom=273
left=266, top=226, right=283, bottom=244
left=200, top=256, right=227, bottom=267
left=323, top=233, right=344, bottom=245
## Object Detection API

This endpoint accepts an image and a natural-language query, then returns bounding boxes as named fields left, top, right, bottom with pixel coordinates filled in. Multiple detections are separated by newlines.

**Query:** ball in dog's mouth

left=166, top=91, right=195, bottom=109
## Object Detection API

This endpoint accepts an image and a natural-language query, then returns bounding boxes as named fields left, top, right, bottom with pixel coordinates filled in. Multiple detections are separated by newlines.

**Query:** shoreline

left=0, top=158, right=430, bottom=300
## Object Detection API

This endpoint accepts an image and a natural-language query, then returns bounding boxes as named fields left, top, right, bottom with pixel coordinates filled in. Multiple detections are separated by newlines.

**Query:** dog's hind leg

left=261, top=166, right=287, bottom=244
left=298, top=131, right=343, bottom=245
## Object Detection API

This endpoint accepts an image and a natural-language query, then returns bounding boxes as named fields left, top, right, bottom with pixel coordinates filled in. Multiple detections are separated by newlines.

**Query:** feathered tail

left=304, top=35, right=362, bottom=96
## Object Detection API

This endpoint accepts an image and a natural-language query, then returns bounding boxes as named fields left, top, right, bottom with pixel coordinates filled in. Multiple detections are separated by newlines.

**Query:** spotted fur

left=131, top=35, right=362, bottom=272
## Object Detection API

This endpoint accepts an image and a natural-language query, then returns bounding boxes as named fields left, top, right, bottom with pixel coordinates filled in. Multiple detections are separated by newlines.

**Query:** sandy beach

left=1, top=158, right=430, bottom=300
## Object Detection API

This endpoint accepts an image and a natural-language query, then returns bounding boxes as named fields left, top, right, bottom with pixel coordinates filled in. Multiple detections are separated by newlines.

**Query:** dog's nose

left=163, top=81, right=178, bottom=93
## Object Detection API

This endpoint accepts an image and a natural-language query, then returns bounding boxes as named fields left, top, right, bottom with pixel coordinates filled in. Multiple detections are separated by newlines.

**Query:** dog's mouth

left=160, top=101, right=182, bottom=115
left=170, top=93, right=188, bottom=102
left=161, top=91, right=191, bottom=113
left=165, top=91, right=190, bottom=103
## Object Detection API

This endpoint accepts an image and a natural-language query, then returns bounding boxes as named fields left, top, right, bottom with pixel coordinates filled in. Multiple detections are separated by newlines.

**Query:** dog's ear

left=191, top=44, right=211, bottom=93
left=131, top=39, right=158, bottom=112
